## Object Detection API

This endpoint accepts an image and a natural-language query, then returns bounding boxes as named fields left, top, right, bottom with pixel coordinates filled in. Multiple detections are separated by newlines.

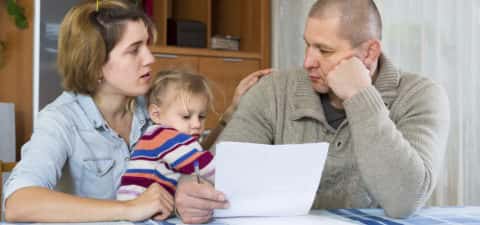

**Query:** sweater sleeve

left=343, top=82, right=450, bottom=218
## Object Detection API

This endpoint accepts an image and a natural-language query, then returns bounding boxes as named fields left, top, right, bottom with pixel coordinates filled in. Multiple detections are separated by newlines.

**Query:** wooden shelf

left=147, top=0, right=270, bottom=128
left=149, top=46, right=261, bottom=59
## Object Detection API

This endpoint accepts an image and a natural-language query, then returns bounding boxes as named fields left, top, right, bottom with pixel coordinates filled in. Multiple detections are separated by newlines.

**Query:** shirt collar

left=76, top=93, right=106, bottom=129
left=130, top=96, right=149, bottom=145
left=290, top=54, right=400, bottom=123
left=76, top=93, right=149, bottom=128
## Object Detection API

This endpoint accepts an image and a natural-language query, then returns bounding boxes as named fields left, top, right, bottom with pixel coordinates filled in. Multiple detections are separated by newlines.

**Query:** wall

left=271, top=0, right=314, bottom=70
left=0, top=0, right=34, bottom=160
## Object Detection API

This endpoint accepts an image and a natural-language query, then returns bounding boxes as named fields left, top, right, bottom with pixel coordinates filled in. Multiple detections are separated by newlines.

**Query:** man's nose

left=303, top=47, right=318, bottom=69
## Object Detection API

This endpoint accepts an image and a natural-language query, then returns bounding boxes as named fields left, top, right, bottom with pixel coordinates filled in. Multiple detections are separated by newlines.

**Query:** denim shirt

left=3, top=92, right=149, bottom=203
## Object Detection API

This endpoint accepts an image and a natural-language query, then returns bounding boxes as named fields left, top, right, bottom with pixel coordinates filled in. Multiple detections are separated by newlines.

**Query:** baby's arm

left=162, top=139, right=215, bottom=182
left=117, top=159, right=180, bottom=200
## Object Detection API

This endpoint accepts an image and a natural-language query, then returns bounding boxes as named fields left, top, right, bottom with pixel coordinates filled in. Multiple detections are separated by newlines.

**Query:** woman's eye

left=131, top=48, right=139, bottom=54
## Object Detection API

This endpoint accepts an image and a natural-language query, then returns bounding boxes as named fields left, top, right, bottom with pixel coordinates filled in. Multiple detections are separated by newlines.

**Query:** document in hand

left=214, top=142, right=329, bottom=218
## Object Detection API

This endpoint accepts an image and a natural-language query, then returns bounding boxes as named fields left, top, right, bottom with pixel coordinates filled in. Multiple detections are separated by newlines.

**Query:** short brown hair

left=147, top=70, right=215, bottom=112
left=308, top=0, right=382, bottom=46
left=57, top=0, right=157, bottom=95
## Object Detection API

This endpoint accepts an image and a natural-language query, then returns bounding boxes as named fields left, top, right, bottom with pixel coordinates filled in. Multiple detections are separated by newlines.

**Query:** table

left=326, top=206, right=480, bottom=225
left=3, top=207, right=480, bottom=225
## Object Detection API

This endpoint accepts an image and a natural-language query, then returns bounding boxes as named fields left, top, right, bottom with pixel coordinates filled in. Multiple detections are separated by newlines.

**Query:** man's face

left=303, top=17, right=359, bottom=93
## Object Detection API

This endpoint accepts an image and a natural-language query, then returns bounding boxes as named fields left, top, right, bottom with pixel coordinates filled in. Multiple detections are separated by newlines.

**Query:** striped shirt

left=116, top=124, right=215, bottom=200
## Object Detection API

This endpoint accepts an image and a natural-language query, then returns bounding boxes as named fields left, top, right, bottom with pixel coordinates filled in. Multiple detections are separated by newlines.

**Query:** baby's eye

left=199, top=115, right=206, bottom=120
left=182, top=115, right=191, bottom=119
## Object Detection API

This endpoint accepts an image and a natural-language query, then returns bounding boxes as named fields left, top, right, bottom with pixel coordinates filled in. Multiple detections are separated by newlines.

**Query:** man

left=174, top=0, right=450, bottom=223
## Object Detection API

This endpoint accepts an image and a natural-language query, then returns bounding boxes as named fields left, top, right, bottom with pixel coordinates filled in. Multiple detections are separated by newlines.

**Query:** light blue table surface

left=3, top=207, right=479, bottom=225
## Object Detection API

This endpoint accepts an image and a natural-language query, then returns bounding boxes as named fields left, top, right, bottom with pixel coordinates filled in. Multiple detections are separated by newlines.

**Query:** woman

left=4, top=0, right=269, bottom=222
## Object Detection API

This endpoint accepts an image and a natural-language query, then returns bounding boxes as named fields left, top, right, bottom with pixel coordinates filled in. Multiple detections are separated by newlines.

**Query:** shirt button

left=336, top=141, right=342, bottom=148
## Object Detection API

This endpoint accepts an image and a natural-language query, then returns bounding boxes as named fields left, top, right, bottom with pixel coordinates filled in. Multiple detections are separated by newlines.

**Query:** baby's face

left=150, top=93, right=209, bottom=137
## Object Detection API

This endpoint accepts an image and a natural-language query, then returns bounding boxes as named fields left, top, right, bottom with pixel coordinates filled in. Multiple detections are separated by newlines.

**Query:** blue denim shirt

left=3, top=92, right=149, bottom=203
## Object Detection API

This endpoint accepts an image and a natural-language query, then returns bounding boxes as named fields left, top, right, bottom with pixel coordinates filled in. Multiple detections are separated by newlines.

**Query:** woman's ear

left=361, top=39, right=382, bottom=71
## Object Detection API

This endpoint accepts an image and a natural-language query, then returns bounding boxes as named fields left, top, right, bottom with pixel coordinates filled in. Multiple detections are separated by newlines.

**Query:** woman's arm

left=6, top=183, right=172, bottom=222
left=4, top=107, right=173, bottom=222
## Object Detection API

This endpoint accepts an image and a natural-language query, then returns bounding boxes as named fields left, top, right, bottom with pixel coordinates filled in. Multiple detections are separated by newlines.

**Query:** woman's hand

left=223, top=68, right=273, bottom=122
left=175, top=176, right=229, bottom=224
left=124, top=183, right=174, bottom=221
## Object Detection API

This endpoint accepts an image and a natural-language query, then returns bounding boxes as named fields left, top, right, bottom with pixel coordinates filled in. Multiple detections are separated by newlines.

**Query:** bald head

left=308, top=0, right=382, bottom=47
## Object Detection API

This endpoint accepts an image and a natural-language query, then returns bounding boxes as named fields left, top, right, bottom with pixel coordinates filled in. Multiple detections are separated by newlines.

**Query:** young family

left=4, top=0, right=449, bottom=224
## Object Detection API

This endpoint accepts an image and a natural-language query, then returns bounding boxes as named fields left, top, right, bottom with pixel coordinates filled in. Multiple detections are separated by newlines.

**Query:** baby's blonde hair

left=147, top=70, right=215, bottom=113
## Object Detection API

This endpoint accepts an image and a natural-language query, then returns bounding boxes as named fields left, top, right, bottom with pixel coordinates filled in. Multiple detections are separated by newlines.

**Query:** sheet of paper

left=214, top=142, right=329, bottom=218
left=217, top=214, right=358, bottom=225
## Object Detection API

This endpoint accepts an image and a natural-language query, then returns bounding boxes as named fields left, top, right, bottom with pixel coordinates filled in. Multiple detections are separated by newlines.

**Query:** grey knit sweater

left=217, top=55, right=450, bottom=218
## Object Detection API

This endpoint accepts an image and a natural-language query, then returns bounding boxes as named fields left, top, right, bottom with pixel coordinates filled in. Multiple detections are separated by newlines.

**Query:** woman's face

left=100, top=20, right=154, bottom=97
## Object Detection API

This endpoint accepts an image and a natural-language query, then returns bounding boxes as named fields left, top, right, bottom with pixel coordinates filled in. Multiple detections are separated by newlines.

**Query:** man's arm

left=344, top=82, right=450, bottom=218
left=175, top=74, right=277, bottom=224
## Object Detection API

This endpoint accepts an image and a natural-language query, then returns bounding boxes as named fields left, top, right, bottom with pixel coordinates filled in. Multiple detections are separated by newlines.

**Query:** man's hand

left=224, top=68, right=273, bottom=122
left=326, top=57, right=372, bottom=100
left=175, top=176, right=229, bottom=224
left=123, top=183, right=174, bottom=221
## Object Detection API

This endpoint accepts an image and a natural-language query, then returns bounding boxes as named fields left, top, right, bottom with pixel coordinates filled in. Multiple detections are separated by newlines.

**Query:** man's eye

left=320, top=49, right=333, bottom=54
left=130, top=48, right=139, bottom=54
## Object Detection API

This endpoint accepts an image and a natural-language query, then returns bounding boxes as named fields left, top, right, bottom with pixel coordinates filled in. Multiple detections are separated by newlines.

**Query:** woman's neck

left=93, top=93, right=130, bottom=120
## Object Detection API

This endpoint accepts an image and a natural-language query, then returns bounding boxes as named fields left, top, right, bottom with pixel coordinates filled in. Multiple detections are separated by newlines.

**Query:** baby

left=117, top=70, right=215, bottom=200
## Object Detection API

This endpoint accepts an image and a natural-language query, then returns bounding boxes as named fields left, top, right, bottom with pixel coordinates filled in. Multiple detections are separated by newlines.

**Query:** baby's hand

left=124, top=183, right=174, bottom=221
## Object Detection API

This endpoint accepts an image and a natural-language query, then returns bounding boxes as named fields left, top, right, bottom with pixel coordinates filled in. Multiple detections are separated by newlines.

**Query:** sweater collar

left=290, top=54, right=400, bottom=123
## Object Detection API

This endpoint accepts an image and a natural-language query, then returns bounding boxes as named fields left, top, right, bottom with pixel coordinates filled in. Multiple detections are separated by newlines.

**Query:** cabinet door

left=151, top=54, right=199, bottom=75
left=199, top=57, right=260, bottom=128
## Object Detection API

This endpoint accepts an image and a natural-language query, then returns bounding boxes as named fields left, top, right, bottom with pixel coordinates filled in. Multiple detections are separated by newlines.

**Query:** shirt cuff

left=343, top=85, right=388, bottom=124
left=2, top=175, right=45, bottom=209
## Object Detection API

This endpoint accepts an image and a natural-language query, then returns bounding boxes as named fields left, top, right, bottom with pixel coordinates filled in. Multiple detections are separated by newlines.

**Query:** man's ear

left=361, top=39, right=382, bottom=71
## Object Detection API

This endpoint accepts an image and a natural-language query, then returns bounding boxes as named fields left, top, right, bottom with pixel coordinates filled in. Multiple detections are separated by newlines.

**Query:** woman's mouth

left=140, top=73, right=151, bottom=80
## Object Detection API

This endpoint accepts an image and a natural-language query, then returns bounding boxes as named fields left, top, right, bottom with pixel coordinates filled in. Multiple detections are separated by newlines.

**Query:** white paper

left=217, top=214, right=358, bottom=225
left=214, top=142, right=329, bottom=218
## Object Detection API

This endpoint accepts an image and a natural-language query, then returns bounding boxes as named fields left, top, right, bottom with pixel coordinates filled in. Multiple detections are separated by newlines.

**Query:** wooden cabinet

left=0, top=0, right=34, bottom=159
left=147, top=0, right=270, bottom=129
left=151, top=54, right=198, bottom=73
left=151, top=54, right=260, bottom=129
left=199, top=57, right=260, bottom=128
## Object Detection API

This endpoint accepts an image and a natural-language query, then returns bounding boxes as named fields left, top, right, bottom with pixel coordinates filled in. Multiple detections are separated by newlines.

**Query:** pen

left=194, top=160, right=201, bottom=184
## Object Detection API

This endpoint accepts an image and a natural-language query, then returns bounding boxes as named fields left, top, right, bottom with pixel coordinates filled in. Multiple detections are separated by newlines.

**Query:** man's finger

left=182, top=215, right=212, bottom=224
left=180, top=192, right=229, bottom=210
left=181, top=207, right=212, bottom=217
left=185, top=183, right=226, bottom=202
